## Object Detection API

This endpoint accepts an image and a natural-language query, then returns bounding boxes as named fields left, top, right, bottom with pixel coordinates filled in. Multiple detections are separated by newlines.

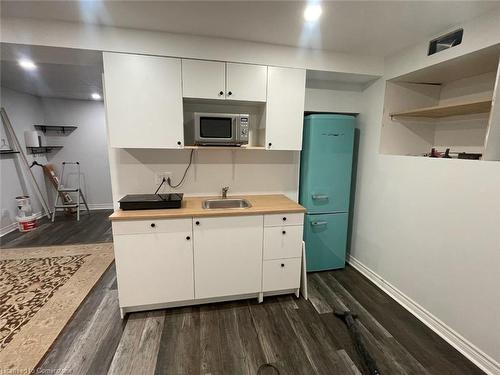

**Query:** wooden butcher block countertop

left=109, top=194, right=305, bottom=221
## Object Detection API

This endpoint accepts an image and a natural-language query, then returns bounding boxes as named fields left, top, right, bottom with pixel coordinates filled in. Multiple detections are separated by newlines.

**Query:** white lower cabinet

left=113, top=218, right=194, bottom=307
left=193, top=215, right=264, bottom=299
left=263, top=258, right=302, bottom=292
left=112, top=213, right=304, bottom=315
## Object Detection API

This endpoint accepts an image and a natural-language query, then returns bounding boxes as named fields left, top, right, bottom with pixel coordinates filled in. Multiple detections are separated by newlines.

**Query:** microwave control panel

left=239, top=115, right=249, bottom=142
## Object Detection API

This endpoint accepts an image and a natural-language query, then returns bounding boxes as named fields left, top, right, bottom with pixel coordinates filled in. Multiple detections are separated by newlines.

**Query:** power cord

left=167, top=149, right=194, bottom=189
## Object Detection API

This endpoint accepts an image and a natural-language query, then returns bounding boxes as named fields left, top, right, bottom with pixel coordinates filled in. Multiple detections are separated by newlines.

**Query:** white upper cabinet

left=182, top=59, right=226, bottom=100
left=182, top=59, right=267, bottom=101
left=226, top=63, right=267, bottom=102
left=265, top=67, right=306, bottom=151
left=103, top=52, right=184, bottom=148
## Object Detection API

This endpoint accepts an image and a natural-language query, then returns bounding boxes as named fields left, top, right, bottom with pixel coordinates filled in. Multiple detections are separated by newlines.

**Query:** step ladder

left=52, top=161, right=90, bottom=222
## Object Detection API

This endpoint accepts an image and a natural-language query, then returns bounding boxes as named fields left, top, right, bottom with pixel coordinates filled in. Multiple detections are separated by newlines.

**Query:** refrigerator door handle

left=311, top=220, right=328, bottom=226
left=312, top=194, right=329, bottom=200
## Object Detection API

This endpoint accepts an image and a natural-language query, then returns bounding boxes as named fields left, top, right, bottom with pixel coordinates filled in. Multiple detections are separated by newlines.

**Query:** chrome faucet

left=221, top=186, right=229, bottom=199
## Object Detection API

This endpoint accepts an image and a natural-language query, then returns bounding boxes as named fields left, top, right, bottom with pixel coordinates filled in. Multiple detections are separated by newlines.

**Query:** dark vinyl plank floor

left=0, top=209, right=113, bottom=248
left=5, top=212, right=483, bottom=374
left=36, top=265, right=485, bottom=375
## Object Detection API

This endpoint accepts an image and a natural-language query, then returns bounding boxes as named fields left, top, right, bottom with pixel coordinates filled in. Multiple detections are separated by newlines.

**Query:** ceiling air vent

left=428, top=29, right=463, bottom=56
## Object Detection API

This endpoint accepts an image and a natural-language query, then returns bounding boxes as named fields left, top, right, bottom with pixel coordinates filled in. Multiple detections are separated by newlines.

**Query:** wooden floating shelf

left=184, top=145, right=266, bottom=150
left=26, top=146, right=63, bottom=154
left=390, top=99, right=492, bottom=119
left=34, top=125, right=77, bottom=134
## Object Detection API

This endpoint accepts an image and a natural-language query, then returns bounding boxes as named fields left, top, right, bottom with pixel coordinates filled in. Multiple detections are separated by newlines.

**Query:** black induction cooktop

left=118, top=193, right=183, bottom=210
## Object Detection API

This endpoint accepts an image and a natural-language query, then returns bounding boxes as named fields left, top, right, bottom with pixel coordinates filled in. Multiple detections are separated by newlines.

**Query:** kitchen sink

left=202, top=198, right=252, bottom=209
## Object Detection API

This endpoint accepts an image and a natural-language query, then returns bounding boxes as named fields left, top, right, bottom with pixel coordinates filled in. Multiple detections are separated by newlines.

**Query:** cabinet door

left=113, top=219, right=194, bottom=307
left=193, top=215, right=263, bottom=299
left=182, top=59, right=225, bottom=100
left=226, top=63, right=267, bottom=102
left=103, top=52, right=184, bottom=148
left=265, top=67, right=306, bottom=150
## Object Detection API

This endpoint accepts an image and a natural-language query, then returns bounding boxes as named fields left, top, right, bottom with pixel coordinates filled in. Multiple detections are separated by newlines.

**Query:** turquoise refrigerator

left=299, top=114, right=355, bottom=271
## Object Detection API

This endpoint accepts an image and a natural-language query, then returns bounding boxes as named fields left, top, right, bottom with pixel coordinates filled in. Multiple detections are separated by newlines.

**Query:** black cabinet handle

left=281, top=263, right=285, bottom=268
left=195, top=221, right=200, bottom=225
left=177, top=141, right=181, bottom=146
left=282, top=230, right=286, bottom=234
left=268, top=142, right=272, bottom=148
left=186, top=236, right=191, bottom=240
left=228, top=91, right=232, bottom=96
left=150, top=223, right=156, bottom=228
left=219, top=91, right=224, bottom=96
left=282, top=217, right=287, bottom=221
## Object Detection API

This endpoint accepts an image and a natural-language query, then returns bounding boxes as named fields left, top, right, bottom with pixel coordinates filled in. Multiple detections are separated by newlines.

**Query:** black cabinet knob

left=282, top=217, right=287, bottom=221
left=219, top=91, right=224, bottom=96
left=177, top=141, right=181, bottom=145
left=268, top=142, right=272, bottom=147
left=150, top=223, right=156, bottom=228
left=281, top=263, right=285, bottom=268
left=228, top=91, right=232, bottom=96
left=282, top=230, right=286, bottom=234
left=195, top=221, right=200, bottom=225
left=186, top=236, right=191, bottom=240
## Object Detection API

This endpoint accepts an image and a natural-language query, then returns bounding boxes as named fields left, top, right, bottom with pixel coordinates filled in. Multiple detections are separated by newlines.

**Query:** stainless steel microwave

left=194, top=113, right=249, bottom=146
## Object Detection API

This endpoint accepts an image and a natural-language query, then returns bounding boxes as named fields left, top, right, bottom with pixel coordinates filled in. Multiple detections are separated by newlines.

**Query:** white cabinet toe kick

left=112, top=213, right=305, bottom=317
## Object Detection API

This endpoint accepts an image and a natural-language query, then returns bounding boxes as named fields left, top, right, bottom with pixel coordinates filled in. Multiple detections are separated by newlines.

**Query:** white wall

left=40, top=98, right=113, bottom=209
left=385, top=8, right=500, bottom=80
left=0, top=87, right=49, bottom=235
left=108, top=148, right=300, bottom=209
left=351, top=13, right=500, bottom=372
left=304, top=87, right=363, bottom=114
left=0, top=17, right=384, bottom=77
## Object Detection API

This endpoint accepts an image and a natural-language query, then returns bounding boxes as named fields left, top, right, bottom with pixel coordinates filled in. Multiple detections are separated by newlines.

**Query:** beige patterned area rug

left=0, top=243, right=114, bottom=373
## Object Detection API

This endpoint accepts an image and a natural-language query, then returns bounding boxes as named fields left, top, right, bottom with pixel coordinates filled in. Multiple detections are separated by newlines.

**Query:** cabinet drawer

left=264, top=213, right=304, bottom=227
left=262, top=258, right=301, bottom=292
left=263, top=226, right=303, bottom=260
left=112, top=218, right=192, bottom=235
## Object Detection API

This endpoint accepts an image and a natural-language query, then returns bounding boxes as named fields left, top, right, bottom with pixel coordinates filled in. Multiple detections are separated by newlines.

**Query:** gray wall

left=41, top=98, right=113, bottom=210
left=0, top=87, right=112, bottom=236
left=0, top=87, right=49, bottom=235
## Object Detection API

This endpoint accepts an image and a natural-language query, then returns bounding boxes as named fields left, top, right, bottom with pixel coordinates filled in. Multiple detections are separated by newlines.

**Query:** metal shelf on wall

left=26, top=146, right=63, bottom=154
left=0, top=149, right=20, bottom=155
left=34, top=125, right=77, bottom=134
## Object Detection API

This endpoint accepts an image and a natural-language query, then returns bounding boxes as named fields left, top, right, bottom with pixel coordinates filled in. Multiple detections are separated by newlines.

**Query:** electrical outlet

left=155, top=172, right=172, bottom=185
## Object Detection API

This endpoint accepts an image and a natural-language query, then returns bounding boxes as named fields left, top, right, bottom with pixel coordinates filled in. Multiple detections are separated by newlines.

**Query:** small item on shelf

left=0, top=138, right=10, bottom=150
left=429, top=148, right=441, bottom=158
left=443, top=148, right=452, bottom=158
left=458, top=152, right=482, bottom=160
left=24, top=130, right=43, bottom=147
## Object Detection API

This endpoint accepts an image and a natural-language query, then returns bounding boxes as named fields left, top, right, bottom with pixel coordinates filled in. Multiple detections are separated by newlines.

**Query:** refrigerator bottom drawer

left=304, top=213, right=348, bottom=272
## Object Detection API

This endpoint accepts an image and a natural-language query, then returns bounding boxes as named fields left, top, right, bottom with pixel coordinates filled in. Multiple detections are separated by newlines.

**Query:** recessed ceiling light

left=18, top=59, right=37, bottom=71
left=91, top=93, right=102, bottom=100
left=304, top=4, right=322, bottom=22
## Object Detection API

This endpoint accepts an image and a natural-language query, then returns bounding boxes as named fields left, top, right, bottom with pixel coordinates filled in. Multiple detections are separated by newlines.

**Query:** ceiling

left=2, top=1, right=500, bottom=57
left=1, top=44, right=103, bottom=100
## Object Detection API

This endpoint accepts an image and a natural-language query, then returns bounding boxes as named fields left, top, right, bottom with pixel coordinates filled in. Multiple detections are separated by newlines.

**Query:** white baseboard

left=0, top=211, right=47, bottom=237
left=87, top=203, right=114, bottom=210
left=347, top=255, right=500, bottom=375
